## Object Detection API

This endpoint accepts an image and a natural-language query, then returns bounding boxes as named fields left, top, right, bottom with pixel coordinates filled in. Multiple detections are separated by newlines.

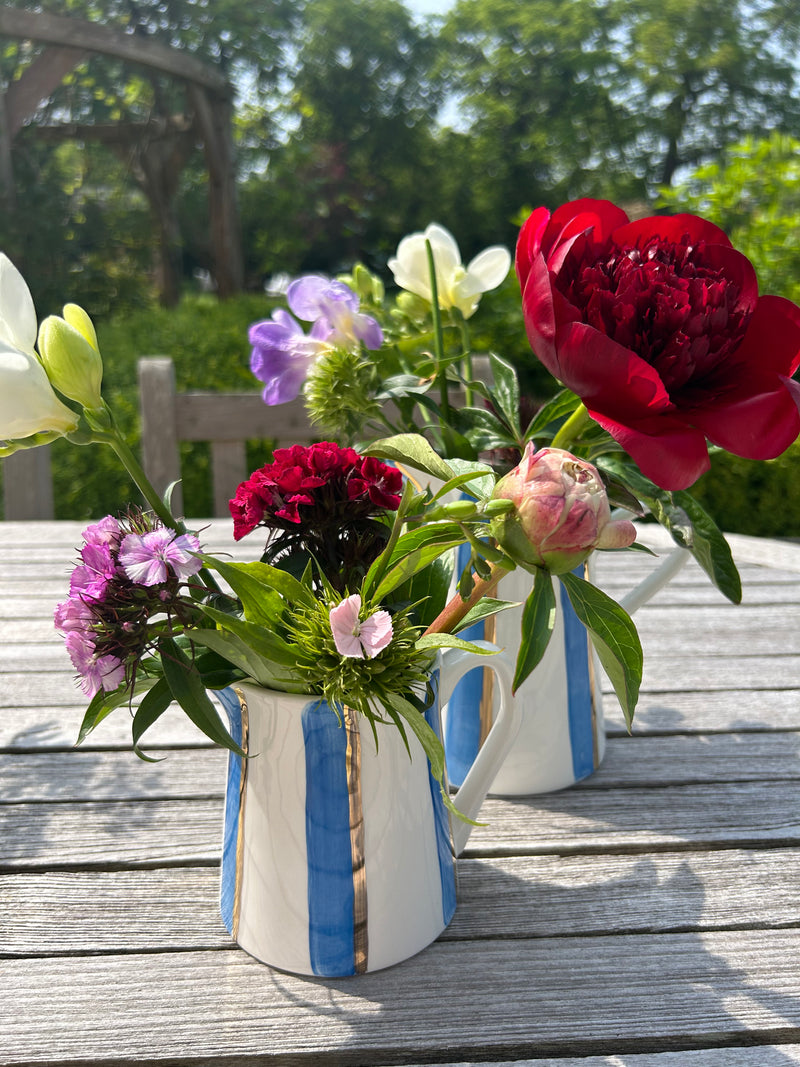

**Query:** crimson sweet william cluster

left=516, top=198, right=800, bottom=490
left=229, top=442, right=403, bottom=540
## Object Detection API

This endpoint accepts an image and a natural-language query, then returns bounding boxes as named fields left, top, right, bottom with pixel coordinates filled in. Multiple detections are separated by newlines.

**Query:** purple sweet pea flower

left=287, top=276, right=383, bottom=350
left=249, top=309, right=332, bottom=405
left=118, top=529, right=202, bottom=586
left=250, top=276, right=383, bottom=406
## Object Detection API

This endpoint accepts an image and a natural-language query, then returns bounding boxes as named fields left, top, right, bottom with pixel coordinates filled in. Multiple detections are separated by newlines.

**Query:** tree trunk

left=189, top=86, right=244, bottom=297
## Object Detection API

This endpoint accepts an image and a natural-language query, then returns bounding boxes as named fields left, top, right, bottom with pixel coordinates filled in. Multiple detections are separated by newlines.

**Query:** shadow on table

left=258, top=854, right=800, bottom=1062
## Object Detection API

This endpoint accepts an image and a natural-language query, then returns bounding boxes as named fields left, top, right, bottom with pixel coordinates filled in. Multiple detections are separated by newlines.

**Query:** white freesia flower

left=388, top=223, right=511, bottom=319
left=0, top=253, right=79, bottom=440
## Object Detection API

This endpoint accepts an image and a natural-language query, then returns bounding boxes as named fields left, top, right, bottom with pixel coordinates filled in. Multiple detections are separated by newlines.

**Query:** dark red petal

left=590, top=408, right=711, bottom=491
left=683, top=372, right=800, bottom=460
left=554, top=322, right=672, bottom=418
left=612, top=213, right=733, bottom=249
left=546, top=199, right=630, bottom=254
left=733, top=295, right=800, bottom=376
left=515, top=206, right=551, bottom=290
left=520, top=254, right=560, bottom=372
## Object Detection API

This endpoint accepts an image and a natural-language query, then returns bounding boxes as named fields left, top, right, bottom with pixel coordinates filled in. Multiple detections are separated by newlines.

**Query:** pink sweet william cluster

left=229, top=441, right=403, bottom=540
left=489, top=444, right=637, bottom=575
left=54, top=514, right=201, bottom=698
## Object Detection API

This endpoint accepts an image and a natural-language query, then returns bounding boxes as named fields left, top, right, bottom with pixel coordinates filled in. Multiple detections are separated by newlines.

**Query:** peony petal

left=590, top=408, right=712, bottom=491
left=515, top=206, right=552, bottom=290
left=554, top=322, right=672, bottom=418
left=613, top=213, right=733, bottom=251
left=596, top=518, right=637, bottom=550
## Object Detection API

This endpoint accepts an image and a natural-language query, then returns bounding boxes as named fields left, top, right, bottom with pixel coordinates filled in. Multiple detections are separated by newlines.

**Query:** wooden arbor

left=0, top=6, right=243, bottom=303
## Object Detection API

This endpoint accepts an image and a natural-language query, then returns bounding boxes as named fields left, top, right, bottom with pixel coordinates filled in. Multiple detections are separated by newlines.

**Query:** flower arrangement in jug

left=0, top=251, right=647, bottom=818
left=250, top=202, right=800, bottom=627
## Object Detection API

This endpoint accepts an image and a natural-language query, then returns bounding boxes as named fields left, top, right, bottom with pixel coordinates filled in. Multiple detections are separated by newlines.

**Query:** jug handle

left=618, top=545, right=690, bottom=616
left=439, top=640, right=521, bottom=855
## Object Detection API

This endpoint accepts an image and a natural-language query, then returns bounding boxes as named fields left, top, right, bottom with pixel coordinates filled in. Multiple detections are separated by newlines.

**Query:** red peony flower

left=516, top=198, right=800, bottom=489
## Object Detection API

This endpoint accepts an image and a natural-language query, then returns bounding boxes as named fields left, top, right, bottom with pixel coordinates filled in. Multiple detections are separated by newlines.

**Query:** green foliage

left=659, top=133, right=800, bottom=303
left=689, top=442, right=800, bottom=539
left=47, top=294, right=274, bottom=521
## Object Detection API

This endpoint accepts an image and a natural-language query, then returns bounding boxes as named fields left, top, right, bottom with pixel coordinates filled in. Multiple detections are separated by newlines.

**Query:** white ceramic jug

left=216, top=642, right=518, bottom=976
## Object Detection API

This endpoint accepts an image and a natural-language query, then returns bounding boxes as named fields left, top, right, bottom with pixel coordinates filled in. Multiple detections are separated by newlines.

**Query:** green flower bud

left=38, top=306, right=103, bottom=409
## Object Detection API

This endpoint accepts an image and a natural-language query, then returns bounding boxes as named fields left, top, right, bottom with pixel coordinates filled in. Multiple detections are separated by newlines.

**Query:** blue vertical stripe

left=560, top=579, right=596, bottom=781
left=423, top=672, right=457, bottom=926
left=216, top=687, right=244, bottom=934
left=302, top=700, right=356, bottom=977
left=443, top=538, right=484, bottom=787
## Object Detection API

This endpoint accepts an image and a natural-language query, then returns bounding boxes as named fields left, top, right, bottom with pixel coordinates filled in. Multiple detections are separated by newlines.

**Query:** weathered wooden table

left=2, top=519, right=800, bottom=1066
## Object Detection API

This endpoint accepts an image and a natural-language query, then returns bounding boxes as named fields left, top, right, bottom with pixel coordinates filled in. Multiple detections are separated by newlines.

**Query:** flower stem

left=425, top=239, right=451, bottom=427
left=422, top=561, right=511, bottom=636
left=551, top=402, right=593, bottom=450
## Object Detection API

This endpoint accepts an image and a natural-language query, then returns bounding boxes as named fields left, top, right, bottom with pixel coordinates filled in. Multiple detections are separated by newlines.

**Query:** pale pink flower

left=119, top=530, right=201, bottom=586
left=329, top=594, right=393, bottom=659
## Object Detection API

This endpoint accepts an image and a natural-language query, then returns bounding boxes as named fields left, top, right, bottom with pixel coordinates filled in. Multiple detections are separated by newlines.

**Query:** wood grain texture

left=3, top=848, right=799, bottom=957
left=4, top=932, right=800, bottom=1064
left=2, top=521, right=800, bottom=1065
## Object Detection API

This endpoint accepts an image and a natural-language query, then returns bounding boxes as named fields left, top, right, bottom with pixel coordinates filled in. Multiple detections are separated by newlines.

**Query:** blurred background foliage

left=1, top=0, right=799, bottom=531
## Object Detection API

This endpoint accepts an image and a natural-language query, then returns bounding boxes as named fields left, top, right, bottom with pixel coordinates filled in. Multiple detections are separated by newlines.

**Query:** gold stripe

left=588, top=647, right=600, bottom=770
left=479, top=614, right=497, bottom=747
left=343, top=705, right=368, bottom=974
left=232, top=686, right=249, bottom=941
left=582, top=562, right=601, bottom=771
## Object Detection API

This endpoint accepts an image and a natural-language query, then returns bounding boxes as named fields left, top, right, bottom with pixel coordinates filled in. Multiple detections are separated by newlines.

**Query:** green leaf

left=197, top=604, right=300, bottom=667
left=373, top=525, right=465, bottom=602
left=158, top=637, right=246, bottom=755
left=131, top=678, right=174, bottom=760
left=392, top=554, right=454, bottom=629
left=596, top=457, right=741, bottom=604
left=559, top=571, right=642, bottom=728
left=524, top=389, right=582, bottom=440
left=76, top=677, right=156, bottom=745
left=187, top=627, right=308, bottom=691
left=513, top=569, right=557, bottom=691
left=201, top=556, right=316, bottom=620
left=487, top=351, right=522, bottom=438
left=415, top=633, right=499, bottom=654
left=364, top=433, right=456, bottom=481
left=457, top=597, right=520, bottom=632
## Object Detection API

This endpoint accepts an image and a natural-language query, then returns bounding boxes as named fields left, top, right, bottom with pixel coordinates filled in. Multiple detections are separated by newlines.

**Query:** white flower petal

left=422, top=223, right=462, bottom=275
left=0, top=341, right=79, bottom=439
left=0, top=253, right=38, bottom=355
left=466, top=246, right=512, bottom=292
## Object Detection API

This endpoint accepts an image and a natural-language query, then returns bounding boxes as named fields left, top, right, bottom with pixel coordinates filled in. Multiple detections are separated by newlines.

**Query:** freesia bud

left=489, top=444, right=636, bottom=575
left=38, top=308, right=103, bottom=410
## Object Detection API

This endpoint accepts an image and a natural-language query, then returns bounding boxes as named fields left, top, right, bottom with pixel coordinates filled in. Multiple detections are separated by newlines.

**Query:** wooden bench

left=137, top=356, right=316, bottom=517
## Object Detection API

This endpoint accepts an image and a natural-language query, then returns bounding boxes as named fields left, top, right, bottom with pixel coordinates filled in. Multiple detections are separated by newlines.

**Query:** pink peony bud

left=489, top=444, right=636, bottom=575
